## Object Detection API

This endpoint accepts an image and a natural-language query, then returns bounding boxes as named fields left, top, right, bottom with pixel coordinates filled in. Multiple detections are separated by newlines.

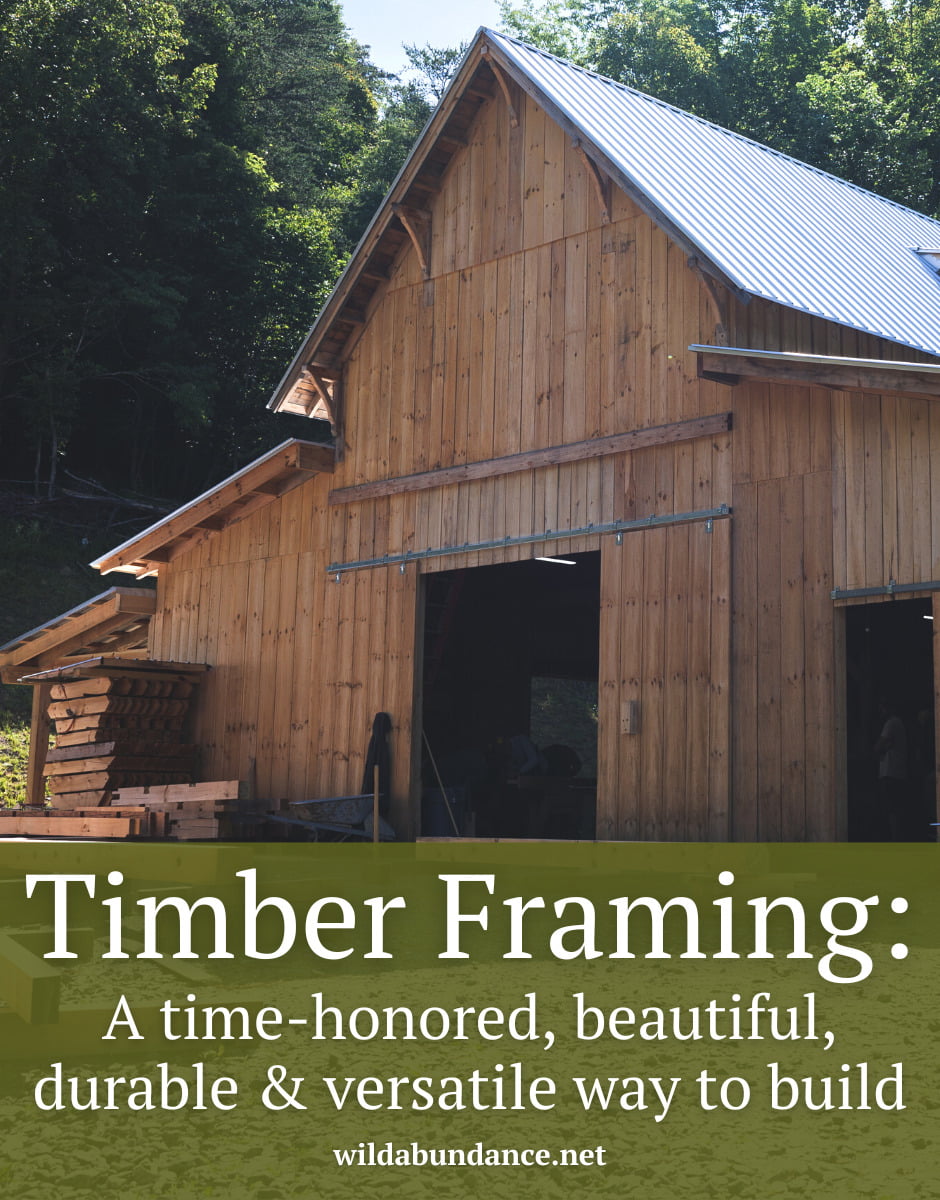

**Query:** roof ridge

left=484, top=27, right=939, bottom=227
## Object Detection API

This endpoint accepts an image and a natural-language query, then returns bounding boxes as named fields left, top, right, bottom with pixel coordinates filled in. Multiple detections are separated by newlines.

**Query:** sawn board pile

left=0, top=659, right=260, bottom=841
left=110, top=780, right=257, bottom=840
left=0, top=782, right=257, bottom=840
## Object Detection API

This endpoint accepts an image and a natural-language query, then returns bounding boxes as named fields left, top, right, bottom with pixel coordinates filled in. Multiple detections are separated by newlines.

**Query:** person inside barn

left=875, top=697, right=909, bottom=840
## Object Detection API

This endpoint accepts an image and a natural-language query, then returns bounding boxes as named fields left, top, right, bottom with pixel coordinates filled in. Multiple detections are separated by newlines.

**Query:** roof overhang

left=692, top=345, right=940, bottom=399
left=0, top=588, right=156, bottom=683
left=18, top=656, right=209, bottom=683
left=92, top=439, right=333, bottom=577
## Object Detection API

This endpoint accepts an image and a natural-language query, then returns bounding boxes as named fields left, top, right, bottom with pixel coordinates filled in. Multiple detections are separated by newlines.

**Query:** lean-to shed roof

left=270, top=28, right=940, bottom=413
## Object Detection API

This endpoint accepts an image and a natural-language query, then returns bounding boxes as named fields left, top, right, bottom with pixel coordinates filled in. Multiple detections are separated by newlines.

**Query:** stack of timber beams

left=0, top=657, right=223, bottom=840
left=40, top=662, right=204, bottom=807
left=44, top=676, right=198, bottom=807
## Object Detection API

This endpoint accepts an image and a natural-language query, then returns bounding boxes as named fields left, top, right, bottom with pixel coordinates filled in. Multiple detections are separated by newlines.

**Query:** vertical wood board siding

left=833, top=392, right=940, bottom=592
left=597, top=519, right=731, bottom=840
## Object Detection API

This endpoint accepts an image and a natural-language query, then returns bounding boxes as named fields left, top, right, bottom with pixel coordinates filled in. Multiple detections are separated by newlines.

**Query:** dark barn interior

left=419, top=553, right=600, bottom=838
left=845, top=598, right=935, bottom=840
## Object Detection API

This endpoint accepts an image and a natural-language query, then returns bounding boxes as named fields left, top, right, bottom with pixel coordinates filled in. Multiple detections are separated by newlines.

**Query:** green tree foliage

left=498, top=0, right=940, bottom=216
left=340, top=42, right=467, bottom=249
left=594, top=1, right=725, bottom=118
left=0, top=0, right=370, bottom=499
left=230, top=0, right=378, bottom=209
left=498, top=0, right=611, bottom=59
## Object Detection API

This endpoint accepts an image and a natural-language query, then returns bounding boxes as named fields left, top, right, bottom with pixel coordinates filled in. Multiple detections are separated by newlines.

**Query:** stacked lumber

left=0, top=659, right=259, bottom=841
left=0, top=782, right=256, bottom=840
left=110, top=781, right=256, bottom=840
left=0, top=807, right=151, bottom=838
left=43, top=675, right=198, bottom=807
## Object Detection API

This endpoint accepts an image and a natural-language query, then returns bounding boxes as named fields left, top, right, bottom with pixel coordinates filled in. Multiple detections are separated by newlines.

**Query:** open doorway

left=418, top=552, right=600, bottom=839
left=844, top=598, right=936, bottom=840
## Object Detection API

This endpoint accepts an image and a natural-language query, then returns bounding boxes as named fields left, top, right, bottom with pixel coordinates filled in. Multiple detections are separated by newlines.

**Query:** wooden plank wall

left=597, top=518, right=731, bottom=841
left=336, top=87, right=730, bottom=578
left=149, top=475, right=418, bottom=835
left=831, top=392, right=940, bottom=592
left=142, top=85, right=738, bottom=837
left=340, top=88, right=725, bottom=488
left=730, top=376, right=836, bottom=840
left=148, top=82, right=922, bottom=842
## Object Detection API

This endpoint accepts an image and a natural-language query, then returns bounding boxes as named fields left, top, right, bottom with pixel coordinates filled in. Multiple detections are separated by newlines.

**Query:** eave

left=91, top=439, right=334, bottom=577
left=0, top=588, right=156, bottom=683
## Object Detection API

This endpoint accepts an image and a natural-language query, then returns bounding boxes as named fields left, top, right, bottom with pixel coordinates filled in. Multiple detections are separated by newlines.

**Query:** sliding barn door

left=597, top=517, right=731, bottom=840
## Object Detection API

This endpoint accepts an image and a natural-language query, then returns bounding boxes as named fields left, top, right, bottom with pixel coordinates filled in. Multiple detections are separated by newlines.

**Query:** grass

left=0, top=711, right=31, bottom=806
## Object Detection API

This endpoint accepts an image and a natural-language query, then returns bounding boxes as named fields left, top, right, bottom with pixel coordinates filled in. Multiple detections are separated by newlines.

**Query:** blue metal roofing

left=487, top=29, right=940, bottom=360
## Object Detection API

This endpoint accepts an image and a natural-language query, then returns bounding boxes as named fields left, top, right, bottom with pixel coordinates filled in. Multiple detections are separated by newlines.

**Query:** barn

left=5, top=28, right=940, bottom=842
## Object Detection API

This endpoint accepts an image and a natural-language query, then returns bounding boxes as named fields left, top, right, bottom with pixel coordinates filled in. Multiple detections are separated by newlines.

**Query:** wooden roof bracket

left=391, top=203, right=431, bottom=278
left=301, top=365, right=338, bottom=437
left=572, top=139, right=611, bottom=224
left=688, top=257, right=730, bottom=346
left=481, top=46, right=519, bottom=127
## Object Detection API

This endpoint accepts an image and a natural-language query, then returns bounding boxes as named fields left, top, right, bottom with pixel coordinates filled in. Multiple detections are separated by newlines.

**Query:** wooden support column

left=26, top=682, right=51, bottom=807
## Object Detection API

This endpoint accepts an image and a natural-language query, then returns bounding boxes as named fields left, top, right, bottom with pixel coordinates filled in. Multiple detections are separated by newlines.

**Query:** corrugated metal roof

left=487, top=29, right=940, bottom=360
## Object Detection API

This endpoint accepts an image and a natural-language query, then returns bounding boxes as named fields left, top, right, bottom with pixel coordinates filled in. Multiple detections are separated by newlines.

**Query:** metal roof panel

left=488, top=30, right=940, bottom=358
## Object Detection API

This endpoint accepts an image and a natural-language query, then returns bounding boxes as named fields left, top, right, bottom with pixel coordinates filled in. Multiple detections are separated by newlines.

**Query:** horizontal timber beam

left=329, top=413, right=732, bottom=506
left=695, top=347, right=940, bottom=399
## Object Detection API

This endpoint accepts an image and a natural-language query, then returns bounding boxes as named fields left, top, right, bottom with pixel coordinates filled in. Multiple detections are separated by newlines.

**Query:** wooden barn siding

left=728, top=373, right=836, bottom=840
left=150, top=476, right=418, bottom=832
left=323, top=87, right=735, bottom=837
left=831, top=391, right=940, bottom=592
left=724, top=290, right=940, bottom=839
left=341, top=89, right=725, bottom=495
left=728, top=295, right=940, bottom=365
left=597, top=517, right=730, bottom=841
